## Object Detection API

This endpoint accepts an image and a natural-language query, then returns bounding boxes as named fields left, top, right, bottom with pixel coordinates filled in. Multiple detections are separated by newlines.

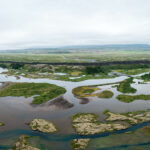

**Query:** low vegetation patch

left=0, top=83, right=66, bottom=104
left=72, top=113, right=98, bottom=123
left=85, top=66, right=109, bottom=75
left=71, top=139, right=90, bottom=150
left=72, top=86, right=99, bottom=98
left=71, top=71, right=82, bottom=76
left=141, top=73, right=150, bottom=81
left=11, top=135, right=40, bottom=150
left=117, top=77, right=136, bottom=93
left=72, top=110, right=150, bottom=136
left=73, top=86, right=114, bottom=100
left=29, top=118, right=58, bottom=133
left=72, top=113, right=128, bottom=135
left=117, top=94, right=150, bottom=103
left=114, top=68, right=150, bottom=75
left=2, top=64, right=115, bottom=82
left=98, top=90, right=114, bottom=98
left=105, top=110, right=150, bottom=125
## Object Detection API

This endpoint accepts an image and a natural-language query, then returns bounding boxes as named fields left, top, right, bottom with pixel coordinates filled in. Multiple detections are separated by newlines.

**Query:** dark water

left=0, top=68, right=150, bottom=149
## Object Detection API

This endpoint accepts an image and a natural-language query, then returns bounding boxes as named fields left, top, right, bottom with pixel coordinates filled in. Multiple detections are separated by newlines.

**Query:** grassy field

left=1, top=50, right=150, bottom=63
left=0, top=83, right=66, bottom=104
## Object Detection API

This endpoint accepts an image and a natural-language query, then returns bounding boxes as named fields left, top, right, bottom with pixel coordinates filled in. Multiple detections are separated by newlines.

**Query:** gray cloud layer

left=0, top=0, right=150, bottom=49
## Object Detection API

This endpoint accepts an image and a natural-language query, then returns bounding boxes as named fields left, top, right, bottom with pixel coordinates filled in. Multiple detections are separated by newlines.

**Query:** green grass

left=1, top=50, right=150, bottom=63
left=98, top=90, right=114, bottom=98
left=141, top=73, right=150, bottom=81
left=82, top=89, right=95, bottom=94
left=0, top=83, right=66, bottom=104
left=72, top=86, right=99, bottom=97
left=117, top=77, right=136, bottom=93
left=115, top=68, right=150, bottom=75
left=117, top=94, right=150, bottom=103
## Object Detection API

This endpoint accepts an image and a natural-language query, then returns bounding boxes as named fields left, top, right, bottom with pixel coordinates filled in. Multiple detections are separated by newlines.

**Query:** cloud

left=0, top=0, right=150, bottom=49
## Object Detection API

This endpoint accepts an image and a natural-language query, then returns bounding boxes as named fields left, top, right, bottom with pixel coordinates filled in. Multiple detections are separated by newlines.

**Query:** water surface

left=0, top=68, right=150, bottom=149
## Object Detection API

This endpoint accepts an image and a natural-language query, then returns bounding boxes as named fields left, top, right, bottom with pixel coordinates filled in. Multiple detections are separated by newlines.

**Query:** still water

left=0, top=68, right=150, bottom=149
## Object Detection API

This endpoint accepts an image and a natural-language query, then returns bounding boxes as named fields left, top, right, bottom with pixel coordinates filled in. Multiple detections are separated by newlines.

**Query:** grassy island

left=72, top=113, right=128, bottom=135
left=105, top=110, right=150, bottom=125
left=29, top=118, right=58, bottom=133
left=72, top=110, right=150, bottom=136
left=117, top=77, right=136, bottom=93
left=0, top=83, right=66, bottom=104
left=72, top=86, right=114, bottom=99
left=72, top=86, right=99, bottom=98
left=98, top=90, right=114, bottom=98
left=117, top=94, right=150, bottom=103
left=71, top=139, right=90, bottom=150
left=11, top=135, right=40, bottom=150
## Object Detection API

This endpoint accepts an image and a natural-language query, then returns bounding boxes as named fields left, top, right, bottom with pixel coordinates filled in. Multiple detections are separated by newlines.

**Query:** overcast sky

left=0, top=0, right=150, bottom=50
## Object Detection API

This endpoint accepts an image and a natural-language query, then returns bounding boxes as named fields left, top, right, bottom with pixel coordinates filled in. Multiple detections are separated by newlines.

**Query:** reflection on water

left=36, top=96, right=74, bottom=109
left=79, top=97, right=91, bottom=104
left=0, top=67, right=150, bottom=149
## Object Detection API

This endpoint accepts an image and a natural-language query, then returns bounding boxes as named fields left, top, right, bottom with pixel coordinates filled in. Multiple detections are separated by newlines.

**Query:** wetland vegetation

left=72, top=110, right=150, bottom=136
left=117, top=77, right=136, bottom=93
left=87, top=124, right=150, bottom=150
left=98, top=90, right=114, bottom=98
left=1, top=62, right=150, bottom=82
left=72, top=113, right=128, bottom=135
left=29, top=119, right=58, bottom=133
left=72, top=86, right=114, bottom=100
left=117, top=94, right=150, bottom=103
left=0, top=82, right=66, bottom=104
left=141, top=73, right=150, bottom=81
left=72, top=86, right=100, bottom=98
left=11, top=135, right=40, bottom=150
left=71, top=139, right=90, bottom=150
left=0, top=59, right=150, bottom=149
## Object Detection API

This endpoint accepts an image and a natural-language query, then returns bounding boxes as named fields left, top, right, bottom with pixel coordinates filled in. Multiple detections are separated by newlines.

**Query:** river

left=0, top=68, right=150, bottom=149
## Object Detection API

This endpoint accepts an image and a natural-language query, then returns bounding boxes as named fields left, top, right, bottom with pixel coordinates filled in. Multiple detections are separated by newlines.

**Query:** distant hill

left=0, top=44, right=150, bottom=54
